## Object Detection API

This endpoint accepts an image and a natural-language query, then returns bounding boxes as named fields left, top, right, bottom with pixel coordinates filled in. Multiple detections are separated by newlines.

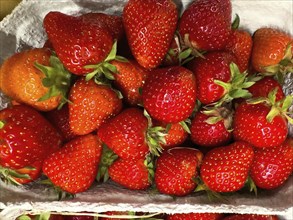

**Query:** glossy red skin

left=188, top=51, right=236, bottom=105
left=12, top=160, right=43, bottom=184
left=200, top=141, right=254, bottom=193
left=166, top=213, right=224, bottom=220
left=42, top=134, right=102, bottom=194
left=223, top=214, right=279, bottom=220
left=0, top=105, right=62, bottom=169
left=155, top=147, right=202, bottom=196
left=44, top=11, right=113, bottom=75
left=69, top=78, right=122, bottom=136
left=97, top=108, right=149, bottom=160
left=108, top=158, right=151, bottom=190
left=250, top=138, right=293, bottom=190
left=179, top=0, right=232, bottom=51
left=248, top=76, right=285, bottom=101
left=233, top=102, right=288, bottom=148
left=190, top=111, right=232, bottom=148
left=123, top=0, right=178, bottom=69
left=142, top=66, right=197, bottom=123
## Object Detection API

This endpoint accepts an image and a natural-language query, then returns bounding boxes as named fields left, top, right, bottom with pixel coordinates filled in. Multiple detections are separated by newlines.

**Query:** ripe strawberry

left=190, top=108, right=232, bottom=148
left=42, top=134, right=102, bottom=194
left=166, top=213, right=224, bottom=220
left=154, top=147, right=203, bottom=196
left=0, top=48, right=71, bottom=111
left=123, top=0, right=178, bottom=69
left=45, top=104, right=78, bottom=142
left=11, top=160, right=43, bottom=184
left=233, top=93, right=291, bottom=148
left=44, top=11, right=114, bottom=75
left=0, top=105, right=62, bottom=170
left=179, top=0, right=232, bottom=52
left=223, top=214, right=279, bottom=220
left=111, top=59, right=149, bottom=106
left=142, top=66, right=197, bottom=123
left=251, top=27, right=293, bottom=76
left=247, top=76, right=285, bottom=101
left=200, top=141, right=254, bottom=193
left=108, top=157, right=152, bottom=190
left=69, top=77, right=122, bottom=135
left=250, top=138, right=293, bottom=189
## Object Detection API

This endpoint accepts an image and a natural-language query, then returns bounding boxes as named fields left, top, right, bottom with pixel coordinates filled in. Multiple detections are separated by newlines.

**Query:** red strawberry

left=142, top=66, right=197, bottom=123
left=0, top=105, right=62, bottom=170
left=42, top=134, right=102, bottom=194
left=108, top=157, right=151, bottom=190
left=179, top=0, right=232, bottom=52
left=69, top=77, right=122, bottom=135
left=200, top=141, right=254, bottom=193
left=154, top=147, right=203, bottom=196
left=44, top=11, right=113, bottom=75
left=248, top=76, right=285, bottom=101
left=111, top=59, right=149, bottom=106
left=123, top=0, right=178, bottom=69
left=190, top=108, right=232, bottom=148
left=166, top=213, right=224, bottom=220
left=223, top=214, right=279, bottom=220
left=250, top=138, right=293, bottom=189
left=11, top=160, right=43, bottom=184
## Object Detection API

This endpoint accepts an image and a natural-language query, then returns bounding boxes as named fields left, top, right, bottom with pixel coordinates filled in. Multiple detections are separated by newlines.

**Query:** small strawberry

left=223, top=214, right=279, bottom=220
left=200, top=141, right=254, bottom=193
left=190, top=108, right=233, bottom=148
left=42, top=134, right=102, bottom=194
left=0, top=48, right=71, bottom=111
left=108, top=157, right=152, bottom=190
left=142, top=66, right=197, bottom=123
left=154, top=147, right=203, bottom=196
left=166, top=213, right=224, bottom=220
left=250, top=138, right=293, bottom=190
left=123, top=0, right=178, bottom=69
left=179, top=0, right=232, bottom=52
left=44, top=11, right=114, bottom=75
left=233, top=90, right=292, bottom=148
left=69, top=77, right=122, bottom=135
left=251, top=27, right=293, bottom=82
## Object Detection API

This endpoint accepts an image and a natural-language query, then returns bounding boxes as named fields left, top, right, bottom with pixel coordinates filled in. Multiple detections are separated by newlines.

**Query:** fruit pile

left=0, top=0, right=292, bottom=206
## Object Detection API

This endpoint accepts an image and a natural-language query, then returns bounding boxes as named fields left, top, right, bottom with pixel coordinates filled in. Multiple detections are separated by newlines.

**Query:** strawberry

left=179, top=0, right=232, bottom=52
left=63, top=215, right=94, bottom=220
left=200, top=141, right=254, bottom=193
left=247, top=76, right=285, bottom=101
left=142, top=66, right=197, bottom=123
left=250, top=138, right=293, bottom=189
left=0, top=48, right=71, bottom=111
left=111, top=59, right=149, bottom=106
left=233, top=91, right=292, bottom=148
left=42, top=134, right=102, bottom=194
left=190, top=108, right=232, bottom=148
left=44, top=11, right=114, bottom=75
left=108, top=157, right=152, bottom=190
left=223, top=214, right=279, bottom=220
left=123, top=0, right=178, bottom=69
left=69, top=77, right=122, bottom=135
left=166, top=213, right=224, bottom=220
left=154, top=147, right=203, bottom=196
left=251, top=27, right=293, bottom=82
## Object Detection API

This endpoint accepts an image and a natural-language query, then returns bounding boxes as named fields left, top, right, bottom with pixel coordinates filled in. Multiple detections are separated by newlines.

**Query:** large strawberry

left=154, top=147, right=203, bottom=196
left=142, top=66, right=197, bottom=123
left=250, top=138, right=293, bottom=190
left=42, top=134, right=102, bottom=194
left=69, top=77, right=122, bottom=135
left=200, top=141, right=254, bottom=193
left=166, top=213, right=224, bottom=220
left=44, top=11, right=114, bottom=75
left=123, top=0, right=178, bottom=69
left=179, top=0, right=232, bottom=52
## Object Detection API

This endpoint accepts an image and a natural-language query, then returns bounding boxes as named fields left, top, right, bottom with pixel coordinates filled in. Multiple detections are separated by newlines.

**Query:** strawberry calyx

left=0, top=165, right=32, bottom=185
left=263, top=43, right=293, bottom=84
left=244, top=176, right=258, bottom=196
left=144, top=153, right=155, bottom=184
left=34, top=54, right=72, bottom=109
left=182, top=33, right=206, bottom=59
left=40, top=178, right=75, bottom=200
left=213, top=62, right=259, bottom=107
left=231, top=14, right=240, bottom=30
left=84, top=41, right=128, bottom=83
